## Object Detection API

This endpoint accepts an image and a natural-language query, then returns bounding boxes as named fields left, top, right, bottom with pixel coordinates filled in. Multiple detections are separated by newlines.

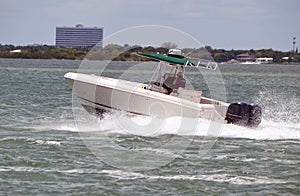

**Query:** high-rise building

left=55, top=24, right=103, bottom=48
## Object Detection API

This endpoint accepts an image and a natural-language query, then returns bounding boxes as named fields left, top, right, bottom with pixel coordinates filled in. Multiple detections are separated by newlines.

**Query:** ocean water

left=0, top=58, right=299, bottom=195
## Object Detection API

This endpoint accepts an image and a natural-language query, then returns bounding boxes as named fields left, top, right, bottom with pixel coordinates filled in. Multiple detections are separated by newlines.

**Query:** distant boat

left=64, top=49, right=262, bottom=127
left=240, top=61, right=261, bottom=65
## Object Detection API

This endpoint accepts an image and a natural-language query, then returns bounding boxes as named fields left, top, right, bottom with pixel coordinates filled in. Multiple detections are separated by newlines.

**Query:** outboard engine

left=248, top=104, right=262, bottom=127
left=225, top=102, right=262, bottom=127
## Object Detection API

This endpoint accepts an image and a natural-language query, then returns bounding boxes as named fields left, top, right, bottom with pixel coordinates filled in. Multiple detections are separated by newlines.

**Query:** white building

left=10, top=49, right=22, bottom=53
left=56, top=24, right=103, bottom=48
left=256, top=57, right=273, bottom=64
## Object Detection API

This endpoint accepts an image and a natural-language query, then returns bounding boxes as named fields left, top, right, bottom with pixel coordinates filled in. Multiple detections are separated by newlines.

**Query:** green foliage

left=214, top=53, right=229, bottom=62
left=0, top=44, right=299, bottom=63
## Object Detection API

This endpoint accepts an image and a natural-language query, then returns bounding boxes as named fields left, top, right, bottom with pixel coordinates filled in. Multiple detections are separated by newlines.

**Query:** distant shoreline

left=0, top=44, right=299, bottom=64
left=2, top=58, right=300, bottom=66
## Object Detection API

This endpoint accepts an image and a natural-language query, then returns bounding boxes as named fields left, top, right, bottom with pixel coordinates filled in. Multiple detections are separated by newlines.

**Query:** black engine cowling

left=225, top=102, right=262, bottom=127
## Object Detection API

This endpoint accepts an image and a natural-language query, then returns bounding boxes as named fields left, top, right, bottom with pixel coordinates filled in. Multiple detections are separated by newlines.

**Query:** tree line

left=0, top=44, right=299, bottom=63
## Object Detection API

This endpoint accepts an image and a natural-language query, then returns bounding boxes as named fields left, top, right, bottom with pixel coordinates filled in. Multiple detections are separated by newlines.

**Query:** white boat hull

left=64, top=72, right=229, bottom=122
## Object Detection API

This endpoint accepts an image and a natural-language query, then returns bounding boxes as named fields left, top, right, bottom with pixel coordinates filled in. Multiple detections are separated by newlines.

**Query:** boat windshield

left=147, top=61, right=185, bottom=94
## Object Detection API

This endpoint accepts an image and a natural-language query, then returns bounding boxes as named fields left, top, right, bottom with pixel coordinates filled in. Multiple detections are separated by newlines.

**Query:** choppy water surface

left=0, top=58, right=299, bottom=195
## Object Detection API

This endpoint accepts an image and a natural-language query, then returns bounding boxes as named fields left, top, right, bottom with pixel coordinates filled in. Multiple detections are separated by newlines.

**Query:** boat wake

left=33, top=111, right=300, bottom=141
left=219, top=119, right=300, bottom=140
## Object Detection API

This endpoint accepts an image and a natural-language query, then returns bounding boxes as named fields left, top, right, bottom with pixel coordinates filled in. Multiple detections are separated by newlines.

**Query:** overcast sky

left=0, top=0, right=299, bottom=51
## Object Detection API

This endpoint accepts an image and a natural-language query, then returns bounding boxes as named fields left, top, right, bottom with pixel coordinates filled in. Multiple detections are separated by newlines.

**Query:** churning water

left=0, top=58, right=299, bottom=195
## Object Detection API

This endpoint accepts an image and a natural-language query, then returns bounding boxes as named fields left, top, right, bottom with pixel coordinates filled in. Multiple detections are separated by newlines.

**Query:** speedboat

left=64, top=49, right=262, bottom=127
left=240, top=61, right=261, bottom=65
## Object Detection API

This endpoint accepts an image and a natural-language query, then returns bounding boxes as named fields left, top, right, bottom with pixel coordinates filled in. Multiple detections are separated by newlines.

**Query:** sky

left=0, top=0, right=299, bottom=51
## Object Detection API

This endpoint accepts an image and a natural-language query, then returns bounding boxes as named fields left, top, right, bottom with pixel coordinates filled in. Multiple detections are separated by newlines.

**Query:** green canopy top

left=137, top=53, right=196, bottom=66
left=137, top=53, right=217, bottom=70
